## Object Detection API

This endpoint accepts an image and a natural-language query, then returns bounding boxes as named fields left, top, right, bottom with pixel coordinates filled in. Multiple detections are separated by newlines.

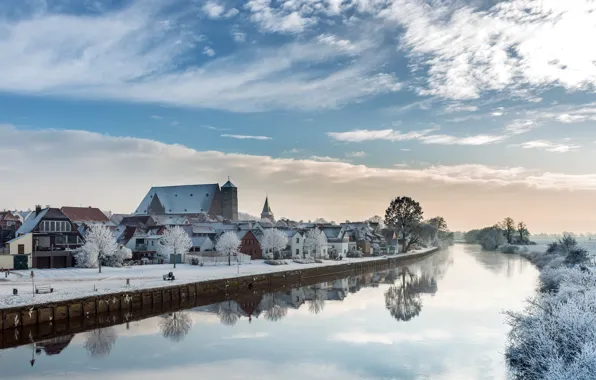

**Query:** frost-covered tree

left=517, top=222, right=530, bottom=244
left=83, top=327, right=117, bottom=357
left=159, top=312, right=193, bottom=342
left=307, top=288, right=327, bottom=315
left=77, top=224, right=118, bottom=273
left=477, top=226, right=506, bottom=251
left=314, top=217, right=328, bottom=224
left=303, top=228, right=327, bottom=258
left=367, top=215, right=385, bottom=229
left=158, top=226, right=192, bottom=269
left=216, top=231, right=241, bottom=266
left=261, top=229, right=289, bottom=259
left=384, top=196, right=424, bottom=253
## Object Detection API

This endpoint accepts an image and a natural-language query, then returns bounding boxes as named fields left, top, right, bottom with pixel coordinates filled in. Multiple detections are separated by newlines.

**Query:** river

left=0, top=244, right=538, bottom=379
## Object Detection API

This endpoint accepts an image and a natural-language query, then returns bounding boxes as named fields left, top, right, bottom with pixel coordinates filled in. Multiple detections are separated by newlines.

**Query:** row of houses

left=1, top=180, right=400, bottom=270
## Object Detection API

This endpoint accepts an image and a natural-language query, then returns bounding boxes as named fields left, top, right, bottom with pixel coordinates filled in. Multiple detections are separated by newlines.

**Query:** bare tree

left=159, top=312, right=193, bottom=342
left=307, top=288, right=327, bottom=315
left=499, top=217, right=516, bottom=244
left=517, top=222, right=530, bottom=244
left=260, top=293, right=288, bottom=322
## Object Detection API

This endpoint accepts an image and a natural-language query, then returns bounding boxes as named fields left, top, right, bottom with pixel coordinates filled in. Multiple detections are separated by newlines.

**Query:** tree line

left=464, top=217, right=532, bottom=251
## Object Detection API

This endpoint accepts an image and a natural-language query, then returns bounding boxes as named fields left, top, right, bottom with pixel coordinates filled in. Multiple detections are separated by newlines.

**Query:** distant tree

left=158, top=226, right=192, bottom=269
left=517, top=222, right=530, bottom=244
left=499, top=217, right=517, bottom=244
left=367, top=215, right=385, bottom=229
left=418, top=223, right=438, bottom=246
left=159, top=312, right=193, bottom=342
left=427, top=216, right=448, bottom=232
left=262, top=229, right=289, bottom=259
left=314, top=217, right=328, bottom=224
left=384, top=197, right=424, bottom=253
left=303, top=228, right=327, bottom=258
left=478, top=226, right=506, bottom=250
left=83, top=327, right=117, bottom=357
left=215, top=231, right=241, bottom=266
left=464, top=229, right=480, bottom=244
left=77, top=224, right=118, bottom=273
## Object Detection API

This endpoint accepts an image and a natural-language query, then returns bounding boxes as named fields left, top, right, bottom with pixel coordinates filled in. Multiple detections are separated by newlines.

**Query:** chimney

left=35, top=205, right=42, bottom=216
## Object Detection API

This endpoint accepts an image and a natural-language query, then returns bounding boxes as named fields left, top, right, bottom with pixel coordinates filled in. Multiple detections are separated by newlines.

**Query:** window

left=50, top=221, right=55, bottom=231
left=296, top=237, right=299, bottom=243
left=18, top=244, right=24, bottom=255
left=296, top=249, right=299, bottom=255
left=55, top=236, right=66, bottom=245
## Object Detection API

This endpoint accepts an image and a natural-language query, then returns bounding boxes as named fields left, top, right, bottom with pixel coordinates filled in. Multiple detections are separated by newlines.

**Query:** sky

left=1, top=0, right=596, bottom=233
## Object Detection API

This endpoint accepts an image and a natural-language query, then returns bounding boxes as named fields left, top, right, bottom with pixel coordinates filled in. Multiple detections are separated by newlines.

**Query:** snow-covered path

left=0, top=248, right=436, bottom=309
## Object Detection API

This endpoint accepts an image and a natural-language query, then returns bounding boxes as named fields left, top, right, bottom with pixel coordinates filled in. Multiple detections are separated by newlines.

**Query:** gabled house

left=0, top=211, right=22, bottom=246
left=191, top=236, right=214, bottom=252
left=238, top=230, right=263, bottom=259
left=60, top=206, right=109, bottom=226
left=15, top=206, right=83, bottom=268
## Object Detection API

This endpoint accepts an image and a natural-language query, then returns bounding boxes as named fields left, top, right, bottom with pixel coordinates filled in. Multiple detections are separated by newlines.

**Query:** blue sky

left=1, top=0, right=596, bottom=232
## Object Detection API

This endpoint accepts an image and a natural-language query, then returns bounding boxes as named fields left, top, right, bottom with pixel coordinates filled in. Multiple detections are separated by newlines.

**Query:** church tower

left=221, top=178, right=238, bottom=221
left=261, top=196, right=274, bottom=221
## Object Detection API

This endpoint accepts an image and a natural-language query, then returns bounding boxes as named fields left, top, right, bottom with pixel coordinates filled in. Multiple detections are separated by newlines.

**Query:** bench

left=35, top=285, right=53, bottom=294
left=163, top=272, right=175, bottom=281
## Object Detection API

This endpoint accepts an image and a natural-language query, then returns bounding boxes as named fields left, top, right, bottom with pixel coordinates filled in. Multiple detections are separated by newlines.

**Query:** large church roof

left=134, top=184, right=219, bottom=215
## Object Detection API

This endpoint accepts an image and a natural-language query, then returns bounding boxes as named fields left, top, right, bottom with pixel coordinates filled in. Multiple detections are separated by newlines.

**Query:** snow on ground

left=0, top=248, right=436, bottom=309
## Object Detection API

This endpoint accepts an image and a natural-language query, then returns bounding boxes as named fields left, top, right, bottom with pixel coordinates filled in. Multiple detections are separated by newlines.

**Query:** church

left=133, top=179, right=238, bottom=220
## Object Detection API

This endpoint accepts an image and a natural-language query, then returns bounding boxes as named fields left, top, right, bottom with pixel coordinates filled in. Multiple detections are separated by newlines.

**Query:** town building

left=133, top=179, right=238, bottom=221
left=0, top=211, right=22, bottom=246
left=260, top=197, right=274, bottom=221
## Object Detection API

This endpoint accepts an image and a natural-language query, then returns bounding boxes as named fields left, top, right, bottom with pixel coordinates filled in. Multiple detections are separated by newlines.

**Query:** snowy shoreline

left=506, top=239, right=596, bottom=380
left=0, top=248, right=437, bottom=310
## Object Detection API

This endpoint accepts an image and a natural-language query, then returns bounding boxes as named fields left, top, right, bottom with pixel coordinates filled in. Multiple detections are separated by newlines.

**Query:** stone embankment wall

left=0, top=248, right=437, bottom=348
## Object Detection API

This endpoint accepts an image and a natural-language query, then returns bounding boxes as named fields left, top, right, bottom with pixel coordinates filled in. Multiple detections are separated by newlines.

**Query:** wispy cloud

left=309, top=156, right=343, bottom=162
left=203, top=46, right=216, bottom=57
left=221, top=134, right=272, bottom=140
left=519, top=140, right=580, bottom=153
left=150, top=115, right=163, bottom=120
left=204, top=125, right=227, bottom=131
left=328, top=128, right=507, bottom=146
left=202, top=1, right=225, bottom=19
left=346, top=151, right=366, bottom=158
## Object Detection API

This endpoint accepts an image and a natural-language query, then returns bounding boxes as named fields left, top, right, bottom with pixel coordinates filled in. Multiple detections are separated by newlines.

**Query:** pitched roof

left=221, top=179, right=236, bottom=188
left=261, top=197, right=273, bottom=215
left=61, top=206, right=109, bottom=223
left=135, top=184, right=220, bottom=215
left=16, top=209, right=49, bottom=235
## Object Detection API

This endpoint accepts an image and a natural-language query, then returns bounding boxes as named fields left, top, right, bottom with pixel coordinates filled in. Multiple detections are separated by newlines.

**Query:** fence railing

left=187, top=253, right=252, bottom=266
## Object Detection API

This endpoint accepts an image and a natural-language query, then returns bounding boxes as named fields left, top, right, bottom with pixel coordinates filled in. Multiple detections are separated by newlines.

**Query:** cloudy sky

left=1, top=0, right=595, bottom=232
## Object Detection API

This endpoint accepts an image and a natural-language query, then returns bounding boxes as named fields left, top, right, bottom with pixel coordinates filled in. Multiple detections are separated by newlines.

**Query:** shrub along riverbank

left=506, top=236, right=596, bottom=380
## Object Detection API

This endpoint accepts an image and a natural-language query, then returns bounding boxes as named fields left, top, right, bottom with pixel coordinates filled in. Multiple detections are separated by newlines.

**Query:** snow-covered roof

left=134, top=184, right=220, bottom=215
left=16, top=209, right=48, bottom=235
left=191, top=236, right=211, bottom=247
left=5, top=232, right=31, bottom=244
left=192, top=225, right=217, bottom=234
left=221, top=180, right=236, bottom=188
left=152, top=215, right=189, bottom=226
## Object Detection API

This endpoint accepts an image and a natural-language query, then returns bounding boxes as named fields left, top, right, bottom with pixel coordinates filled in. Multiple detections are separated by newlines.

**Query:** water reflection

left=0, top=245, right=540, bottom=380
left=159, top=312, right=193, bottom=342
left=83, top=327, right=117, bottom=357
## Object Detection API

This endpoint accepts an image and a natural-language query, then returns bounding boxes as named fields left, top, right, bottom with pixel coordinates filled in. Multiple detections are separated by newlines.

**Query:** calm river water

left=0, top=244, right=538, bottom=380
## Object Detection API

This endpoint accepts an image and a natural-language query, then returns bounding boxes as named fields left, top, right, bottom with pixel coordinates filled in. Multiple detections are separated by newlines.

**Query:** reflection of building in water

left=35, top=335, right=74, bottom=356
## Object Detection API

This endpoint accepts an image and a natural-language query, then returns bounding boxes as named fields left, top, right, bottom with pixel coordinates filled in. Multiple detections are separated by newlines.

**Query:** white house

left=289, top=231, right=304, bottom=258
left=1, top=233, right=33, bottom=269
left=191, top=236, right=214, bottom=252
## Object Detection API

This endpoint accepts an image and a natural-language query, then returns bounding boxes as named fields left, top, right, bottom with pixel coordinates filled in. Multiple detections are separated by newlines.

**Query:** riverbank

left=506, top=238, right=596, bottom=380
left=0, top=248, right=437, bottom=330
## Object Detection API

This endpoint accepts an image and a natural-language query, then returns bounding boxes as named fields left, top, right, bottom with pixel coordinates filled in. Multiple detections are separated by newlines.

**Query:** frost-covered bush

left=506, top=287, right=596, bottom=380
left=102, top=246, right=132, bottom=267
left=293, top=258, right=316, bottom=264
left=264, top=260, right=288, bottom=265
left=478, top=227, right=505, bottom=251
left=188, top=256, right=200, bottom=266
left=346, top=250, right=363, bottom=258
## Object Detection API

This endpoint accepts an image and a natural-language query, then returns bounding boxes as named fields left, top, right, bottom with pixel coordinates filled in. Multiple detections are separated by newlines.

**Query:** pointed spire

left=261, top=196, right=274, bottom=221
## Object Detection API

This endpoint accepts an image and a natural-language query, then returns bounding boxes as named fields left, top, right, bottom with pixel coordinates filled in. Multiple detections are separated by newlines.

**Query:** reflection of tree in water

left=159, top=312, right=193, bottom=342
left=217, top=300, right=243, bottom=326
left=260, top=293, right=288, bottom=322
left=411, top=273, right=438, bottom=295
left=83, top=327, right=117, bottom=358
left=384, top=268, right=422, bottom=322
left=307, top=288, right=327, bottom=315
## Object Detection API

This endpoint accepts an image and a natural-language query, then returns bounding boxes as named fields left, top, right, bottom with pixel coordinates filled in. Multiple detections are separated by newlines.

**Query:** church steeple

left=261, top=196, right=274, bottom=221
